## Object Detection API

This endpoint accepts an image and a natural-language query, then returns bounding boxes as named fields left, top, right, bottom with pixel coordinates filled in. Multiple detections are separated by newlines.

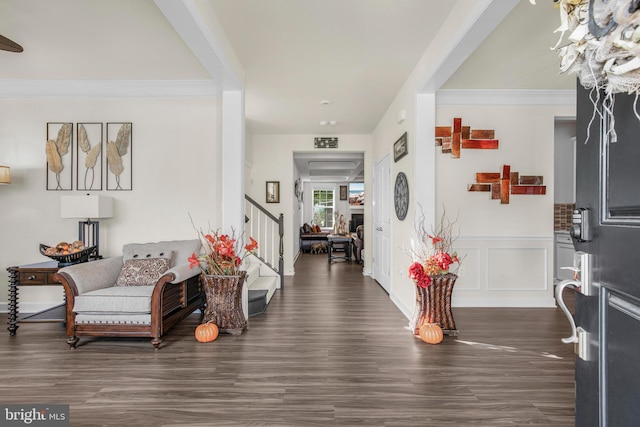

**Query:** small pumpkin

left=195, top=322, right=219, bottom=343
left=419, top=322, right=443, bottom=345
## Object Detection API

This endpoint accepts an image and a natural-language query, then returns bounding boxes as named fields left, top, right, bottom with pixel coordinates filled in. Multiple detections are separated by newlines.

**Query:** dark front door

left=571, top=82, right=640, bottom=426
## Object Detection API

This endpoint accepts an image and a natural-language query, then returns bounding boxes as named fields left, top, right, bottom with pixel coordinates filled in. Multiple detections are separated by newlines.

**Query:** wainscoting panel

left=487, top=248, right=548, bottom=291
left=454, top=247, right=481, bottom=291
left=451, top=236, right=554, bottom=308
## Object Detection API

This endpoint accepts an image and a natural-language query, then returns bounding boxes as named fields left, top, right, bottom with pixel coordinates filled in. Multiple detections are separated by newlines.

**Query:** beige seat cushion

left=74, top=286, right=154, bottom=314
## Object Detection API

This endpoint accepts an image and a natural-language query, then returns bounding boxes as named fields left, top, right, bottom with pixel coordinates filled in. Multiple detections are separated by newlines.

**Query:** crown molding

left=0, top=79, right=219, bottom=98
left=436, top=89, right=576, bottom=106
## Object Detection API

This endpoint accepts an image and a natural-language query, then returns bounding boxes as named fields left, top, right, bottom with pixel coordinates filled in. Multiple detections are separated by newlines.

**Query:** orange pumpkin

left=419, top=323, right=443, bottom=344
left=195, top=322, right=219, bottom=343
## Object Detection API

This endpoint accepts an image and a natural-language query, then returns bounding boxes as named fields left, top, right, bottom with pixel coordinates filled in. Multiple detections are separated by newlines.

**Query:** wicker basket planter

left=410, top=273, right=458, bottom=336
left=201, top=271, right=247, bottom=336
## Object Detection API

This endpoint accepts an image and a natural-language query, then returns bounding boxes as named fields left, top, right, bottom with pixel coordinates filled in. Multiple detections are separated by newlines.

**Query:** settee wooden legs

left=67, top=336, right=79, bottom=349
left=151, top=337, right=161, bottom=350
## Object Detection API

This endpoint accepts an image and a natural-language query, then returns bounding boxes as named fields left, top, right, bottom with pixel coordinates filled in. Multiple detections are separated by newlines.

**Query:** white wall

left=554, top=120, right=576, bottom=203
left=249, top=134, right=372, bottom=275
left=435, top=103, right=576, bottom=307
left=0, top=96, right=220, bottom=312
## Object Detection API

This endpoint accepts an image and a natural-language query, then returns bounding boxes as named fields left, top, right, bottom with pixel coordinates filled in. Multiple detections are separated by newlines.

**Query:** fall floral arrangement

left=188, top=225, right=258, bottom=276
left=407, top=209, right=461, bottom=289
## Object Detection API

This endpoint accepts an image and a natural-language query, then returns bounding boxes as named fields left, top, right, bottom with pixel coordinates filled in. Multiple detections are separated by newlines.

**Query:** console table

left=7, top=261, right=64, bottom=336
left=327, top=234, right=352, bottom=263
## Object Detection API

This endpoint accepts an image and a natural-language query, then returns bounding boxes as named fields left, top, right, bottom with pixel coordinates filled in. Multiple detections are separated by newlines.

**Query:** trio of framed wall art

left=46, top=122, right=132, bottom=191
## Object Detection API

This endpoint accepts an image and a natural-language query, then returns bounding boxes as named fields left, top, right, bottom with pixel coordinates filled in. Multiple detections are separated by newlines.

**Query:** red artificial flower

left=408, top=262, right=425, bottom=281
left=428, top=234, right=443, bottom=245
left=245, top=236, right=258, bottom=252
left=418, top=275, right=432, bottom=289
left=433, top=252, right=453, bottom=271
left=188, top=253, right=200, bottom=269
left=408, top=262, right=432, bottom=288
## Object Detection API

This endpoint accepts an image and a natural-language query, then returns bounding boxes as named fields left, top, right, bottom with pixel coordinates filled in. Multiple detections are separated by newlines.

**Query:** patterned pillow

left=115, top=254, right=172, bottom=287
left=303, top=223, right=312, bottom=233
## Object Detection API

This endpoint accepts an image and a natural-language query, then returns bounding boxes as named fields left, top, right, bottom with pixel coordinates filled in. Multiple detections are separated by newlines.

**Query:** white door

left=372, top=154, right=391, bottom=293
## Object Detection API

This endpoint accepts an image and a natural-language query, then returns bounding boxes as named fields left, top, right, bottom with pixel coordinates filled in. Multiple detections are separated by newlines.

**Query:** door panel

left=571, top=82, right=640, bottom=425
left=373, top=155, right=391, bottom=293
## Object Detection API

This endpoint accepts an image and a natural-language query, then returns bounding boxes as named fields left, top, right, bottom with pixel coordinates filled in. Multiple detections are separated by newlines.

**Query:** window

left=313, top=189, right=334, bottom=228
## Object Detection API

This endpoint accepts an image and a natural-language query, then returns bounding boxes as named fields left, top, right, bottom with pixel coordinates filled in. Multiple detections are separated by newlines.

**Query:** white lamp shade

left=60, top=195, right=113, bottom=219
left=0, top=165, right=10, bottom=184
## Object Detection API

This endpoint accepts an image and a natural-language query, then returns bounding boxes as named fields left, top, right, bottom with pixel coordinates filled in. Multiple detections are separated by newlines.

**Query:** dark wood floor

left=1, top=253, right=575, bottom=426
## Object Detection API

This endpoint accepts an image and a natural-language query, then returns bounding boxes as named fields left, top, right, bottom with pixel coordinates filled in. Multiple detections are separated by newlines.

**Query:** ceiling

left=0, top=0, right=573, bottom=181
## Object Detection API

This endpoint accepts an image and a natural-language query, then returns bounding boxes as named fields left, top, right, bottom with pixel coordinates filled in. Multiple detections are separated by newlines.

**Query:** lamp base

left=78, top=220, right=101, bottom=259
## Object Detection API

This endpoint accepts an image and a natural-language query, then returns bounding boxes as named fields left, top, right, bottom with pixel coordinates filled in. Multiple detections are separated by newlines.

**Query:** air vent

left=314, top=137, right=338, bottom=149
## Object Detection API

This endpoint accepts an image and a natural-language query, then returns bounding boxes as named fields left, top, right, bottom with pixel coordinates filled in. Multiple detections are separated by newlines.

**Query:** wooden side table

left=327, top=234, right=352, bottom=263
left=7, top=261, right=64, bottom=336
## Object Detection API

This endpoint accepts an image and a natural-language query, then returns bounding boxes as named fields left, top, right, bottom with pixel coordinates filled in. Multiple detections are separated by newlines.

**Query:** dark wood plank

left=470, top=129, right=495, bottom=139
left=435, top=126, right=451, bottom=138
left=519, top=175, right=544, bottom=185
left=512, top=185, right=547, bottom=195
left=475, top=172, right=500, bottom=183
left=468, top=183, right=492, bottom=192
left=461, top=139, right=499, bottom=149
left=0, top=254, right=575, bottom=426
left=452, top=132, right=461, bottom=158
left=492, top=182, right=501, bottom=199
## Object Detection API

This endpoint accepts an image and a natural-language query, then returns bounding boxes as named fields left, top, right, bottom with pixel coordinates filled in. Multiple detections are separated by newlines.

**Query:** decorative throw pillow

left=303, top=223, right=312, bottom=233
left=314, top=225, right=321, bottom=232
left=115, top=255, right=172, bottom=286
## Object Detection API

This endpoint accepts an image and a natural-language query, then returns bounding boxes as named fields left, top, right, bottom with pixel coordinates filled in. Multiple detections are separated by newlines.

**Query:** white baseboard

left=452, top=296, right=556, bottom=308
left=0, top=302, right=62, bottom=314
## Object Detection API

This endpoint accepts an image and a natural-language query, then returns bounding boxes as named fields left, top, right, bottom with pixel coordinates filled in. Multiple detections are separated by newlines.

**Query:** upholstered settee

left=352, top=225, right=364, bottom=264
left=299, top=223, right=329, bottom=252
left=54, top=239, right=204, bottom=350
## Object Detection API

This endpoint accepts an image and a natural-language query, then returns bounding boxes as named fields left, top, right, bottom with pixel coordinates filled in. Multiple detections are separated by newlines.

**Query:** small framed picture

left=393, top=131, right=408, bottom=162
left=340, top=185, right=348, bottom=200
left=266, top=181, right=280, bottom=203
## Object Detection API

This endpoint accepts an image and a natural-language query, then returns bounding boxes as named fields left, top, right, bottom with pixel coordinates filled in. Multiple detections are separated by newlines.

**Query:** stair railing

left=244, top=194, right=284, bottom=289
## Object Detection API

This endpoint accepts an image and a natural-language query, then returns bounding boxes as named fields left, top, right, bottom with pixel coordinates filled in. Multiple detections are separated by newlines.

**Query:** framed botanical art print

left=46, top=122, right=73, bottom=191
left=106, top=122, right=132, bottom=191
left=76, top=123, right=103, bottom=191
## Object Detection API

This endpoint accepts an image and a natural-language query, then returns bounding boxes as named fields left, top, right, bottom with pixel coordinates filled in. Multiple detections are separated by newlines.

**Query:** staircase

left=245, top=255, right=279, bottom=316
left=244, top=194, right=284, bottom=316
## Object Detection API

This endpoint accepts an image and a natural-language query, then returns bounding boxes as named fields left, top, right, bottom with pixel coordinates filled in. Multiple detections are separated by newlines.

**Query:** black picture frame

left=393, top=131, right=408, bottom=162
left=266, top=181, right=280, bottom=203
left=339, top=185, right=348, bottom=200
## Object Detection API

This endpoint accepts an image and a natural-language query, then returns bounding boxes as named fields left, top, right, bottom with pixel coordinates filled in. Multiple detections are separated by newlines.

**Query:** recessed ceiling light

left=329, top=121, right=338, bottom=126
left=320, top=100, right=331, bottom=105
left=320, top=121, right=328, bottom=126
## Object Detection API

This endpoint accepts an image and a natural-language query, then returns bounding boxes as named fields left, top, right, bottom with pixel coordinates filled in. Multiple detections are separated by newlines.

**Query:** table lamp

left=0, top=165, right=10, bottom=184
left=60, top=195, right=113, bottom=259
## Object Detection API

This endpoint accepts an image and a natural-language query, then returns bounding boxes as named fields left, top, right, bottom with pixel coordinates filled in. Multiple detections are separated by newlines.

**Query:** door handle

left=555, top=280, right=580, bottom=344
left=376, top=226, right=382, bottom=231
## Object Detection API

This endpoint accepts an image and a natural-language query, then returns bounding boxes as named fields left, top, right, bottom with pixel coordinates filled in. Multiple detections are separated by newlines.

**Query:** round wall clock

left=394, top=172, right=409, bottom=220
